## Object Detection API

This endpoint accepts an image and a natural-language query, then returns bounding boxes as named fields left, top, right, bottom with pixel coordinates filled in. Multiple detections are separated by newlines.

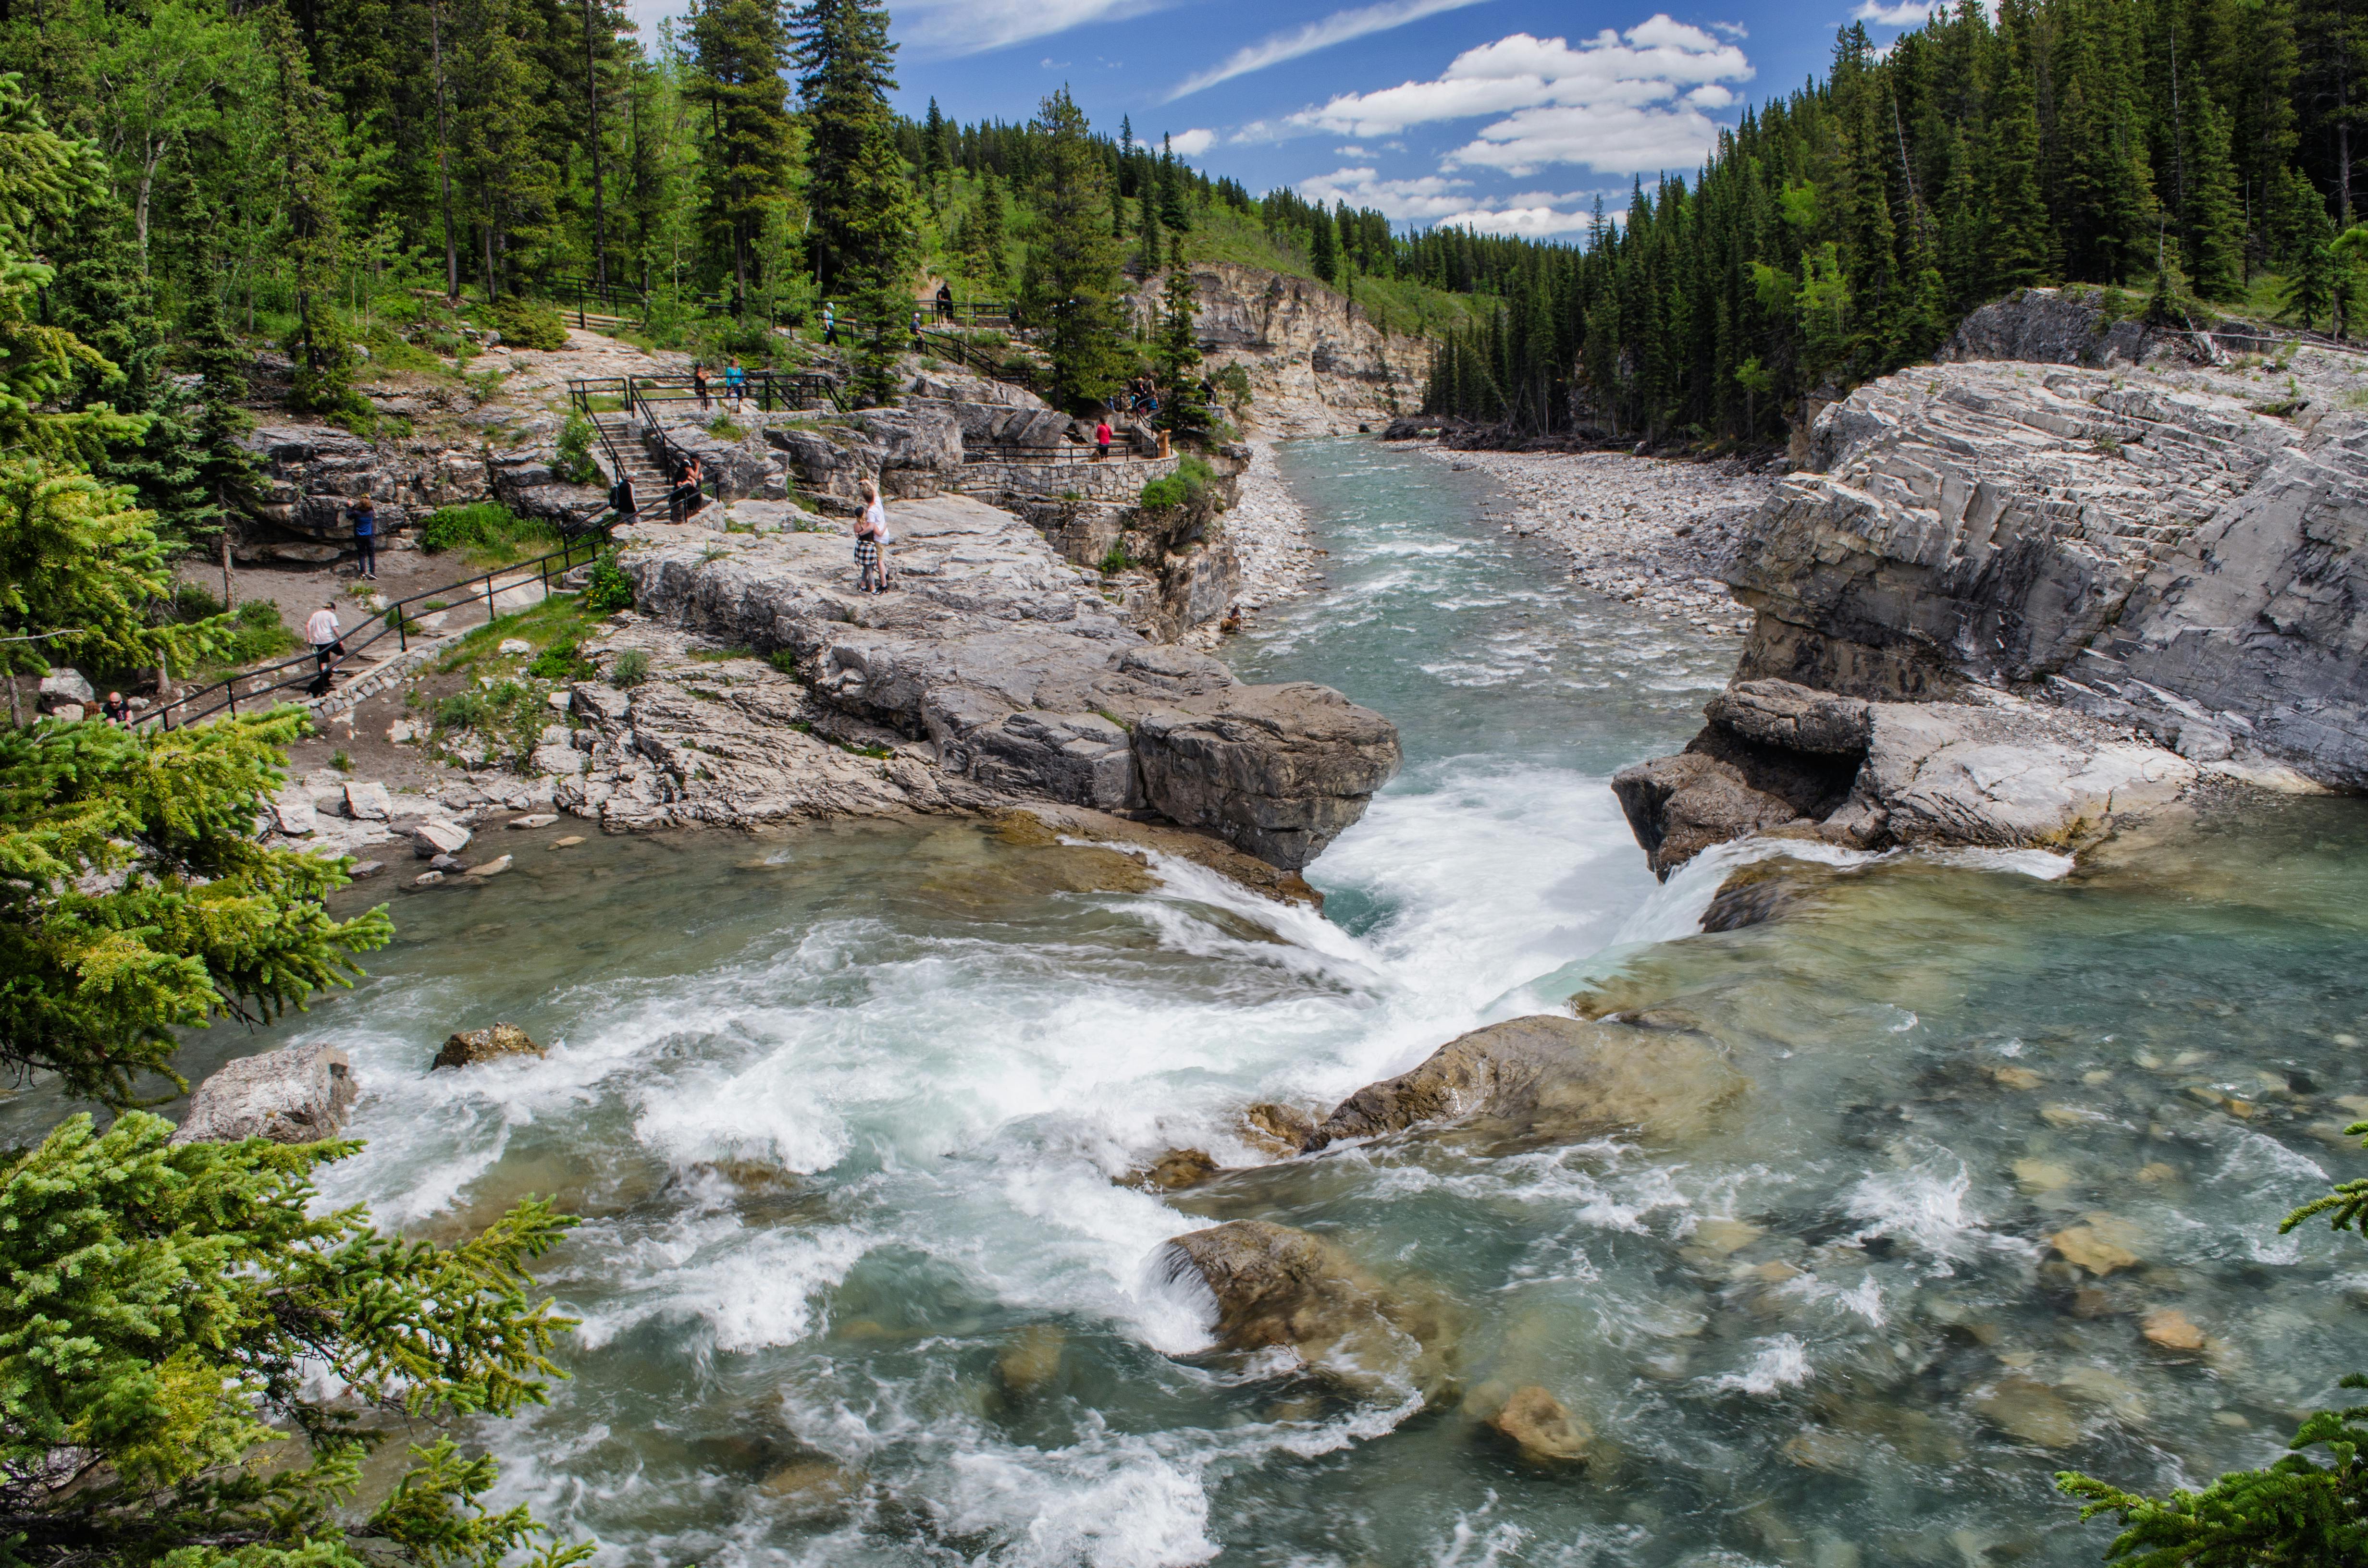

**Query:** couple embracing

left=853, top=477, right=895, bottom=594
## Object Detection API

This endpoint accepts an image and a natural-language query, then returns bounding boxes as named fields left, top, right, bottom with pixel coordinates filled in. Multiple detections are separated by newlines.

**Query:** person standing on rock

left=692, top=363, right=710, bottom=412
left=936, top=281, right=954, bottom=322
left=1095, top=416, right=1113, bottom=459
left=854, top=478, right=894, bottom=593
left=305, top=601, right=343, bottom=695
left=726, top=358, right=746, bottom=410
left=822, top=300, right=837, bottom=345
left=349, top=497, right=378, bottom=580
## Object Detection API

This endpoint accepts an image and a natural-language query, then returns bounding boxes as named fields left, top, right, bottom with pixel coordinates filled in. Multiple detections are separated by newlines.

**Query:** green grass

left=178, top=592, right=302, bottom=676
left=417, top=502, right=562, bottom=568
left=436, top=594, right=604, bottom=676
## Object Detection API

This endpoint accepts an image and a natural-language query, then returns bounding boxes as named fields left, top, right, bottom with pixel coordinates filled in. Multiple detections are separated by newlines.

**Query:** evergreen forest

left=1420, top=0, right=2368, bottom=443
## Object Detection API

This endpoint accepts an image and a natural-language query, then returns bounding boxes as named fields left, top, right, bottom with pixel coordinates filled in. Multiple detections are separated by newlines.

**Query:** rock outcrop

left=1306, top=1014, right=1746, bottom=1150
left=1613, top=293, right=2363, bottom=874
left=1160, top=1219, right=1455, bottom=1398
left=1614, top=678, right=2196, bottom=877
left=1128, top=262, right=1424, bottom=437
left=621, top=496, right=1398, bottom=867
left=171, top=1044, right=358, bottom=1144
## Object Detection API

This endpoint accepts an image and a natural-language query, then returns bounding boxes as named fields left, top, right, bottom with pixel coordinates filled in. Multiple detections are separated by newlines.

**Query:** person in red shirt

left=1095, top=417, right=1113, bottom=457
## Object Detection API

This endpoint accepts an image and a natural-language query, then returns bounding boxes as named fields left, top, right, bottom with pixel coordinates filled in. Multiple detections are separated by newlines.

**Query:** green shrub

left=1213, top=363, right=1253, bottom=410
left=610, top=648, right=649, bottom=687
left=1098, top=541, right=1133, bottom=575
left=768, top=648, right=801, bottom=677
left=709, top=415, right=746, bottom=441
left=490, top=295, right=569, bottom=351
left=584, top=547, right=633, bottom=613
left=529, top=639, right=591, bottom=681
left=555, top=412, right=602, bottom=485
left=1138, top=455, right=1216, bottom=510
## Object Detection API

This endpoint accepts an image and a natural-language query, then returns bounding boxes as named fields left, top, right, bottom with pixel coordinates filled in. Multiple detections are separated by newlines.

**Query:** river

left=68, top=440, right=2368, bottom=1566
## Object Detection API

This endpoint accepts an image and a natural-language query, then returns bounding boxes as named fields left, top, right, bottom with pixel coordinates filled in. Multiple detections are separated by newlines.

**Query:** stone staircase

left=594, top=412, right=669, bottom=518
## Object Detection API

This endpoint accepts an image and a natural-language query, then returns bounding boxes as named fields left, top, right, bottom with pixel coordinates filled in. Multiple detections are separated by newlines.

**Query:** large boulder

left=1306, top=1015, right=1746, bottom=1152
left=1134, top=684, right=1402, bottom=871
left=170, top=1044, right=357, bottom=1144
left=1613, top=678, right=2194, bottom=876
left=649, top=423, right=774, bottom=501
left=1160, top=1219, right=1455, bottom=1398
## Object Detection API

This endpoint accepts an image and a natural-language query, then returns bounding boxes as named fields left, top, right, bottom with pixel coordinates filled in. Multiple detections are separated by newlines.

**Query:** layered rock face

left=621, top=495, right=1397, bottom=868
left=1727, top=362, right=2286, bottom=698
left=1614, top=293, right=2363, bottom=875
left=1133, top=262, right=1424, bottom=437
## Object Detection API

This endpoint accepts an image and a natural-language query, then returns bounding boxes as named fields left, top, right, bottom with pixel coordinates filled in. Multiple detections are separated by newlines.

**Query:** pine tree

left=259, top=5, right=352, bottom=415
left=962, top=168, right=1009, bottom=291
left=1309, top=205, right=1339, bottom=284
left=1019, top=87, right=1125, bottom=410
left=1158, top=134, right=1190, bottom=231
left=1153, top=243, right=1203, bottom=433
left=2182, top=90, right=2247, bottom=300
left=695, top=0, right=793, bottom=310
left=921, top=93, right=946, bottom=196
left=1138, top=189, right=1163, bottom=276
left=1980, top=31, right=2055, bottom=294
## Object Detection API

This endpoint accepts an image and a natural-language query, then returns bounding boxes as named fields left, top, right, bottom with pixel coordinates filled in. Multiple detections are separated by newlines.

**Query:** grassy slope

left=910, top=168, right=1484, bottom=345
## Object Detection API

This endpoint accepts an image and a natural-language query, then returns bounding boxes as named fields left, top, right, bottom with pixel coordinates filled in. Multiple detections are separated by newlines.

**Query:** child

left=853, top=478, right=885, bottom=593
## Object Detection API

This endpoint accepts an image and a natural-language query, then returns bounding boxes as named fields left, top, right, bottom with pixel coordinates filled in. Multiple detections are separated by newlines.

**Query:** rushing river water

left=52, top=439, right=2368, bottom=1567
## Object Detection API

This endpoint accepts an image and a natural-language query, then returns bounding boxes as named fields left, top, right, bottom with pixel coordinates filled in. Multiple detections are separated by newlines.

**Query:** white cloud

left=1167, top=127, right=1216, bottom=156
left=1165, top=0, right=1494, bottom=100
left=1708, top=19, right=1748, bottom=36
left=1852, top=0, right=1938, bottom=22
left=898, top=0, right=1161, bottom=57
left=1283, top=15, right=1752, bottom=175
left=1337, top=144, right=1371, bottom=154
left=1297, top=166, right=1477, bottom=219
left=1433, top=200, right=1601, bottom=237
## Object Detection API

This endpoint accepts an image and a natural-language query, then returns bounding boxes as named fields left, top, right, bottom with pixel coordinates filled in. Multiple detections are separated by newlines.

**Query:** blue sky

left=629, top=0, right=1945, bottom=237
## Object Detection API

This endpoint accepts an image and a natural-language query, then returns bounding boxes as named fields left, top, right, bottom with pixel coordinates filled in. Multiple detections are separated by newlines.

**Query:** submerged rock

left=997, top=1325, right=1066, bottom=1395
left=171, top=1043, right=358, bottom=1144
left=433, top=1023, right=546, bottom=1069
left=1241, top=1102, right=1321, bottom=1155
left=1160, top=1219, right=1455, bottom=1398
left=1483, top=1385, right=1594, bottom=1464
left=1970, top=1375, right=2081, bottom=1448
left=1129, top=1148, right=1219, bottom=1192
left=1306, top=1015, right=1746, bottom=1152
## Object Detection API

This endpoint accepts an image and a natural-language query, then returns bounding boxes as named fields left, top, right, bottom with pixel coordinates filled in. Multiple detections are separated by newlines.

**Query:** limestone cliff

left=1127, top=262, right=1426, bottom=437
left=1613, top=290, right=2364, bottom=877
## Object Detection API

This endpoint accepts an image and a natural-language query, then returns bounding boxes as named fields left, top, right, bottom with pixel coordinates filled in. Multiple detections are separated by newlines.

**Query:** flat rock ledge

left=619, top=495, right=1399, bottom=870
left=1613, top=678, right=2196, bottom=879
left=171, top=1044, right=357, bottom=1145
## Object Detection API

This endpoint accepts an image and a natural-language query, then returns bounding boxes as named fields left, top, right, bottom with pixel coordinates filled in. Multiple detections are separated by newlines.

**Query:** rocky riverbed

left=1416, top=447, right=1774, bottom=636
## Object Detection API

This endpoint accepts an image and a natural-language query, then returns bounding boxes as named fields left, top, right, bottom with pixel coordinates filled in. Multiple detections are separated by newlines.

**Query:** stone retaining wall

left=959, top=453, right=1177, bottom=504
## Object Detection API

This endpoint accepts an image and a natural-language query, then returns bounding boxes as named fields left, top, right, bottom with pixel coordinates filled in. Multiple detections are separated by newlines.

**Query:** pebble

left=508, top=813, right=560, bottom=829
left=545, top=690, right=573, bottom=711
left=1218, top=440, right=1326, bottom=613
left=1691, top=1217, right=1762, bottom=1254
left=465, top=854, right=514, bottom=878
left=347, top=859, right=384, bottom=879
left=498, top=638, right=532, bottom=655
left=2039, top=1103, right=2100, bottom=1129
left=1416, top=447, right=1774, bottom=631
left=410, top=870, right=445, bottom=887
left=1990, top=1066, right=2045, bottom=1090
left=2134, top=1162, right=2178, bottom=1183
left=2050, top=1217, right=2142, bottom=1275
left=552, top=835, right=586, bottom=847
left=2012, top=1158, right=2075, bottom=1193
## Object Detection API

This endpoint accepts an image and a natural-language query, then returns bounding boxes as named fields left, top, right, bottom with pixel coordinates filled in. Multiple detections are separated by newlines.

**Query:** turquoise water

left=55, top=439, right=2368, bottom=1567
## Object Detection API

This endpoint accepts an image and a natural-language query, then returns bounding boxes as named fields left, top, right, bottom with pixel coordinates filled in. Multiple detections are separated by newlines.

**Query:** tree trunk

left=219, top=510, right=235, bottom=610
left=135, top=141, right=162, bottom=273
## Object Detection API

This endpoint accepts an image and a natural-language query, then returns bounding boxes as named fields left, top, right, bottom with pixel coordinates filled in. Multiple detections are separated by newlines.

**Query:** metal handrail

left=146, top=531, right=610, bottom=732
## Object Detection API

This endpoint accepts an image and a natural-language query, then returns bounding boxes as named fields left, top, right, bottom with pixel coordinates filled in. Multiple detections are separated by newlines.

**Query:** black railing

left=146, top=532, right=610, bottom=732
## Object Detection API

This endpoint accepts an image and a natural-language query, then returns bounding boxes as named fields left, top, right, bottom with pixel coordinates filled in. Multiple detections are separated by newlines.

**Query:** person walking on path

left=725, top=358, right=747, bottom=410
left=692, top=363, right=711, bottom=411
left=936, top=281, right=954, bottom=322
left=1094, top=416, right=1113, bottom=458
left=910, top=308, right=925, bottom=351
left=349, top=497, right=378, bottom=580
left=823, top=300, right=837, bottom=346
left=305, top=601, right=343, bottom=695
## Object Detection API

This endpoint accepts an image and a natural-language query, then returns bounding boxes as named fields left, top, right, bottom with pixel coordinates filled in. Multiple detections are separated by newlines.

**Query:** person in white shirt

left=862, top=478, right=895, bottom=597
left=305, top=601, right=342, bottom=688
